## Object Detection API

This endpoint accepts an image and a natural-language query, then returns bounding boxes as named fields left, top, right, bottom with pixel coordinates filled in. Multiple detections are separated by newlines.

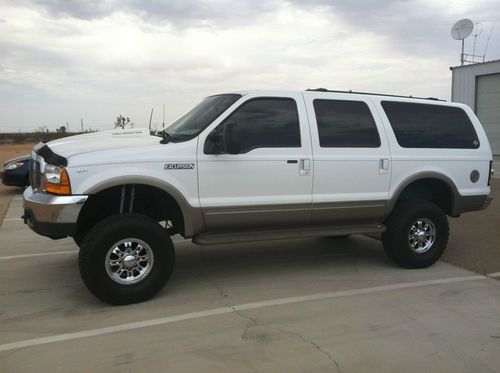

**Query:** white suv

left=23, top=89, right=493, bottom=304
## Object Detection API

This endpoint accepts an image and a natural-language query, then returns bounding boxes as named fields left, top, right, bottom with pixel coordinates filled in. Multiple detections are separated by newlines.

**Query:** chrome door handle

left=300, top=159, right=311, bottom=176
left=379, top=158, right=390, bottom=172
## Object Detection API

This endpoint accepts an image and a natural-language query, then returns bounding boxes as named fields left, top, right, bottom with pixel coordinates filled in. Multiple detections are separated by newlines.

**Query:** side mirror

left=223, top=122, right=240, bottom=155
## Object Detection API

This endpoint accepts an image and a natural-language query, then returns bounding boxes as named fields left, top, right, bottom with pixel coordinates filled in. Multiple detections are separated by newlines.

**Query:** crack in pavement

left=196, top=246, right=340, bottom=371
left=290, top=329, right=341, bottom=372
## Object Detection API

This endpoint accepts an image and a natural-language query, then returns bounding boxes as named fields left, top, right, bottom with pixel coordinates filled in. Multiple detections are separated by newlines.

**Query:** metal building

left=451, top=59, right=500, bottom=155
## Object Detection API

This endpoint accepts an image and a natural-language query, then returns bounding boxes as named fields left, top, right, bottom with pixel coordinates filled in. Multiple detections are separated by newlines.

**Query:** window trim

left=205, top=96, right=302, bottom=155
left=313, top=98, right=381, bottom=148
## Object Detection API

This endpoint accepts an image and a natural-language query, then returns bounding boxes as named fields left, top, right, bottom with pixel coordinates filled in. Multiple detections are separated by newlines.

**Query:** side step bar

left=192, top=223, right=385, bottom=246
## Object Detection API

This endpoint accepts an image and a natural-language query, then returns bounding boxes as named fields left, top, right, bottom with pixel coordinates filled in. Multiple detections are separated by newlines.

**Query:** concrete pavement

left=1, top=194, right=500, bottom=372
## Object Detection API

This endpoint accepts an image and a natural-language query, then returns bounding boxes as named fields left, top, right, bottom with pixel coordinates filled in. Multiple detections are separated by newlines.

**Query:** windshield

left=165, top=94, right=241, bottom=141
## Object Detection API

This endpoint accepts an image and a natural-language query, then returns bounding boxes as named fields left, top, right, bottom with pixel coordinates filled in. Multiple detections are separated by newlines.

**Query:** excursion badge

left=164, top=163, right=195, bottom=170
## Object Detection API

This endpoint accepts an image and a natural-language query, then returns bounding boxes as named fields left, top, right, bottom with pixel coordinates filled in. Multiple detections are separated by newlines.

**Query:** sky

left=0, top=0, right=499, bottom=132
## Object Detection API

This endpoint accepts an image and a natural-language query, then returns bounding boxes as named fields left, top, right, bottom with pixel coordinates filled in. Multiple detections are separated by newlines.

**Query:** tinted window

left=214, top=98, right=301, bottom=154
left=166, top=94, right=241, bottom=140
left=313, top=99, right=381, bottom=147
left=381, top=101, right=479, bottom=149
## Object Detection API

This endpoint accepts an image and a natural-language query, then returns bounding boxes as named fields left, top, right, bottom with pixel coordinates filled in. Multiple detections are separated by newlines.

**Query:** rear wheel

left=79, top=213, right=175, bottom=305
left=382, top=200, right=448, bottom=268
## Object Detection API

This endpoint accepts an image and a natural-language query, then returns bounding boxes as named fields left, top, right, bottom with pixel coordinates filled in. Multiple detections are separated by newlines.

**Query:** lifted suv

left=23, top=89, right=493, bottom=304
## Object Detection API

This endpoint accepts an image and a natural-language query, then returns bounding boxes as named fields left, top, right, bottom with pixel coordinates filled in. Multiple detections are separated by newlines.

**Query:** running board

left=192, top=223, right=385, bottom=246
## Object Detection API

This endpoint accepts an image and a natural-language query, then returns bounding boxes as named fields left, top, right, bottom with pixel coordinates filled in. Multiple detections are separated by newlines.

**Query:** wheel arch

left=80, top=176, right=204, bottom=237
left=388, top=172, right=460, bottom=216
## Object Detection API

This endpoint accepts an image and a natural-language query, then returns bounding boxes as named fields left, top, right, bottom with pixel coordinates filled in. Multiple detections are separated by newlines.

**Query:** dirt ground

left=443, top=179, right=499, bottom=275
left=0, top=144, right=35, bottom=225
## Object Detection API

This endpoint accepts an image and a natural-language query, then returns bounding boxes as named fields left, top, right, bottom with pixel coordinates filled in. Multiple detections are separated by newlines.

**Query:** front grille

left=30, top=159, right=42, bottom=190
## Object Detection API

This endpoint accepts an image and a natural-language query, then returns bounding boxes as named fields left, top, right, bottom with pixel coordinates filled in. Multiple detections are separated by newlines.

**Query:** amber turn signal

left=44, top=168, right=71, bottom=195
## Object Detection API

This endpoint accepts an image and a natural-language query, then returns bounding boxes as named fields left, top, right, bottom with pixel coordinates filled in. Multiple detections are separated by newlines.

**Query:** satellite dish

left=451, top=18, right=474, bottom=40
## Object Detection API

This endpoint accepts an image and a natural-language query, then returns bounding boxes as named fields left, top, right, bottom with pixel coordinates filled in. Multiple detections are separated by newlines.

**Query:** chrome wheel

left=105, top=239, right=154, bottom=285
left=408, top=218, right=436, bottom=254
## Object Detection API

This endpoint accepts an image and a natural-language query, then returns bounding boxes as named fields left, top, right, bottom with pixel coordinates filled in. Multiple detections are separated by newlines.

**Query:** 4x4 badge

left=164, top=163, right=195, bottom=170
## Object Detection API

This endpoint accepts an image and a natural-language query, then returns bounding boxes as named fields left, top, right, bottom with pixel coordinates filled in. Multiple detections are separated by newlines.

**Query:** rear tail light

left=488, top=161, right=494, bottom=186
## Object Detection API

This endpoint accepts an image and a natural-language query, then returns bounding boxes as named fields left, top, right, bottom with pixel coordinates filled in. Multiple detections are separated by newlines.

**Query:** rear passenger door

left=303, top=92, right=391, bottom=224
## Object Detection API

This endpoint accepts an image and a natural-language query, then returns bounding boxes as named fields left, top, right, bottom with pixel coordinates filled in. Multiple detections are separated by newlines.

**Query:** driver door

left=197, top=93, right=313, bottom=231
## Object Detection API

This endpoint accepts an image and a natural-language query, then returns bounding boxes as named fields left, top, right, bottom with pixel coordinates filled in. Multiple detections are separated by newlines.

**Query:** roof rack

left=305, top=88, right=445, bottom=102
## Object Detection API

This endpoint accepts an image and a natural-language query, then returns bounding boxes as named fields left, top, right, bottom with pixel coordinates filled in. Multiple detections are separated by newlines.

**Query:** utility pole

left=162, top=104, right=165, bottom=131
left=149, top=108, right=154, bottom=131
left=81, top=118, right=84, bottom=132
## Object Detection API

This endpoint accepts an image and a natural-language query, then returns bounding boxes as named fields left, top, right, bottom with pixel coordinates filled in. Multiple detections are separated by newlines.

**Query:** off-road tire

left=382, top=200, right=449, bottom=269
left=79, top=213, right=175, bottom=305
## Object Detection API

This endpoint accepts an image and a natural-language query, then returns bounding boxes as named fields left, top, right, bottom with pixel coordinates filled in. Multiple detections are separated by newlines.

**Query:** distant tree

left=56, top=126, right=66, bottom=133
left=114, top=115, right=133, bottom=129
left=35, top=125, right=48, bottom=133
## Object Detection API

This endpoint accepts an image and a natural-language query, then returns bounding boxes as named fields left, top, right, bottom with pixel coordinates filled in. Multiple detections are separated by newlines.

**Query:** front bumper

left=22, top=187, right=88, bottom=239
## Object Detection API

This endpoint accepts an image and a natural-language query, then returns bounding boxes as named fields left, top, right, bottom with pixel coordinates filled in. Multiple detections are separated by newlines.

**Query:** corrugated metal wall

left=452, top=60, right=500, bottom=155
left=451, top=60, right=500, bottom=110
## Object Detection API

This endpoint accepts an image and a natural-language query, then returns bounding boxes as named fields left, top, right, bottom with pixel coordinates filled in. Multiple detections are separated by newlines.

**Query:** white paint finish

left=27, top=89, right=493, bottom=229
left=303, top=91, right=391, bottom=204
left=69, top=139, right=200, bottom=207
left=369, top=97, right=492, bottom=198
left=0, top=275, right=486, bottom=353
left=197, top=92, right=313, bottom=216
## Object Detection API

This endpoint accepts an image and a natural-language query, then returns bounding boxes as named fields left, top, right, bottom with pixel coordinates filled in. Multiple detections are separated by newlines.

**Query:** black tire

left=73, top=229, right=87, bottom=247
left=79, top=213, right=175, bottom=305
left=382, top=200, right=449, bottom=269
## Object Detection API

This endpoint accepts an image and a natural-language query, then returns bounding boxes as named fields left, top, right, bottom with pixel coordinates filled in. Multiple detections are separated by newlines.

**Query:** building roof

left=450, top=58, right=500, bottom=70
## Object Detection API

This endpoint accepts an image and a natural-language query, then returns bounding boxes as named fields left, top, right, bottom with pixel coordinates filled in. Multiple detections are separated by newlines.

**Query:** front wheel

left=79, top=213, right=175, bottom=305
left=382, top=200, right=449, bottom=269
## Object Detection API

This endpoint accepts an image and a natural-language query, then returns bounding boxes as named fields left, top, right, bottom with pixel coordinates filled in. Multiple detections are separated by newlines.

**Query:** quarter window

left=313, top=99, right=381, bottom=148
left=381, top=101, right=480, bottom=149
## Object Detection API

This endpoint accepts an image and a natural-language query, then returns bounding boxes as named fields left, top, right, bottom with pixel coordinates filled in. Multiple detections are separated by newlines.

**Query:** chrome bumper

left=22, top=187, right=88, bottom=239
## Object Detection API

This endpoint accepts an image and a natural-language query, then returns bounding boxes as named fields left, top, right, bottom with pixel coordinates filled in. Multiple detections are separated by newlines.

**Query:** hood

left=4, top=154, right=30, bottom=165
left=43, top=128, right=160, bottom=159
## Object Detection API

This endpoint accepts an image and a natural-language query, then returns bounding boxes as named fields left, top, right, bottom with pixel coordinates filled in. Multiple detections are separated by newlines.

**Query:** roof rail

left=305, top=88, right=445, bottom=102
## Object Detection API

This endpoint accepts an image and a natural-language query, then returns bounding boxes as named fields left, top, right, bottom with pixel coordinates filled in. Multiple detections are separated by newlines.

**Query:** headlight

left=44, top=164, right=71, bottom=195
left=4, top=162, right=24, bottom=170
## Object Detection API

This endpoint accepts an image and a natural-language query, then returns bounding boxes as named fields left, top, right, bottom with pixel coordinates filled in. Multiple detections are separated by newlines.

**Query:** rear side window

left=313, top=99, right=381, bottom=147
left=217, top=98, right=301, bottom=154
left=381, top=101, right=479, bottom=149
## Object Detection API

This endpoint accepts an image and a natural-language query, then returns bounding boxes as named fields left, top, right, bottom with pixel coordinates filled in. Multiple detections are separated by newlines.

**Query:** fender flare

left=388, top=171, right=460, bottom=216
left=83, top=176, right=204, bottom=237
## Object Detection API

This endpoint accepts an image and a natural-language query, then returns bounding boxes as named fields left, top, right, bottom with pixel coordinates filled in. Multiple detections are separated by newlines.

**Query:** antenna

left=472, top=22, right=483, bottom=61
left=483, top=25, right=494, bottom=61
left=451, top=18, right=474, bottom=65
left=162, top=104, right=165, bottom=131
